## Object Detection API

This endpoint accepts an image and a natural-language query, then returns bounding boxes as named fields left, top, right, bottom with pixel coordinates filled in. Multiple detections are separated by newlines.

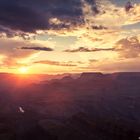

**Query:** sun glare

left=18, top=67, right=28, bottom=74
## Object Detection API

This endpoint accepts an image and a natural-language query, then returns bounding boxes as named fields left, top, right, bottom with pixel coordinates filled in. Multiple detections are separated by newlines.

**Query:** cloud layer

left=34, top=60, right=78, bottom=67
left=0, top=0, right=85, bottom=33
left=0, top=0, right=140, bottom=73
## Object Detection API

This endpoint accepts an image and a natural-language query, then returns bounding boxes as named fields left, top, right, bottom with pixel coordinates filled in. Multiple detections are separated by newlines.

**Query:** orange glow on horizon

left=18, top=67, right=29, bottom=74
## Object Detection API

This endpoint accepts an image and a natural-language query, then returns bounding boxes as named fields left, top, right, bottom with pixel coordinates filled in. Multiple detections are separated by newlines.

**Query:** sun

left=18, top=67, right=29, bottom=74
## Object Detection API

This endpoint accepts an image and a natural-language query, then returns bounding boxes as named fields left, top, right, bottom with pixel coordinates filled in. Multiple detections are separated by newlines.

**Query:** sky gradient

left=0, top=0, right=140, bottom=74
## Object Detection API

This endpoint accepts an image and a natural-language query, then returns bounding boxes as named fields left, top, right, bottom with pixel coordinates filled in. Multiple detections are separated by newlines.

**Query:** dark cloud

left=0, top=25, right=33, bottom=39
left=0, top=0, right=86, bottom=33
left=20, top=46, right=53, bottom=51
left=34, top=60, right=77, bottom=67
left=0, top=0, right=102, bottom=35
left=0, top=25, right=15, bottom=38
left=64, top=47, right=118, bottom=52
left=125, top=1, right=133, bottom=12
left=115, top=36, right=140, bottom=58
left=0, top=0, right=48, bottom=32
left=85, top=0, right=99, bottom=14
left=91, top=25, right=108, bottom=30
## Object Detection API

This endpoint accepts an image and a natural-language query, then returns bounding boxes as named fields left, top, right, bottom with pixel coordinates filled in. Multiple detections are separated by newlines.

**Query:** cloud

left=91, top=25, right=108, bottom=30
left=0, top=0, right=111, bottom=37
left=0, top=0, right=84, bottom=33
left=80, top=58, right=140, bottom=73
left=83, top=0, right=99, bottom=15
left=0, top=58, right=29, bottom=68
left=34, top=60, right=78, bottom=67
left=0, top=0, right=140, bottom=36
left=114, top=36, right=140, bottom=58
left=125, top=1, right=133, bottom=12
left=20, top=46, right=53, bottom=51
left=0, top=25, right=32, bottom=39
left=64, top=47, right=119, bottom=52
left=89, top=59, right=98, bottom=63
left=98, top=58, right=140, bottom=72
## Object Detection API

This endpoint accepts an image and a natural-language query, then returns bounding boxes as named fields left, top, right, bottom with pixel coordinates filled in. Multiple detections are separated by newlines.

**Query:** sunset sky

left=0, top=0, right=140, bottom=74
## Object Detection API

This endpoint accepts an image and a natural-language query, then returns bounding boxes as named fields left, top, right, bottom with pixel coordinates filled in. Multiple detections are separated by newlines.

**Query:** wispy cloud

left=20, top=46, right=53, bottom=51
left=34, top=60, right=78, bottom=67
left=64, top=47, right=120, bottom=52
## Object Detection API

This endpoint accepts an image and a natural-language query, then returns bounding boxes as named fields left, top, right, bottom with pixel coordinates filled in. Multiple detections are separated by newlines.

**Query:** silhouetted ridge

left=61, top=76, right=73, bottom=82
left=79, top=72, right=103, bottom=80
left=111, top=72, right=140, bottom=82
